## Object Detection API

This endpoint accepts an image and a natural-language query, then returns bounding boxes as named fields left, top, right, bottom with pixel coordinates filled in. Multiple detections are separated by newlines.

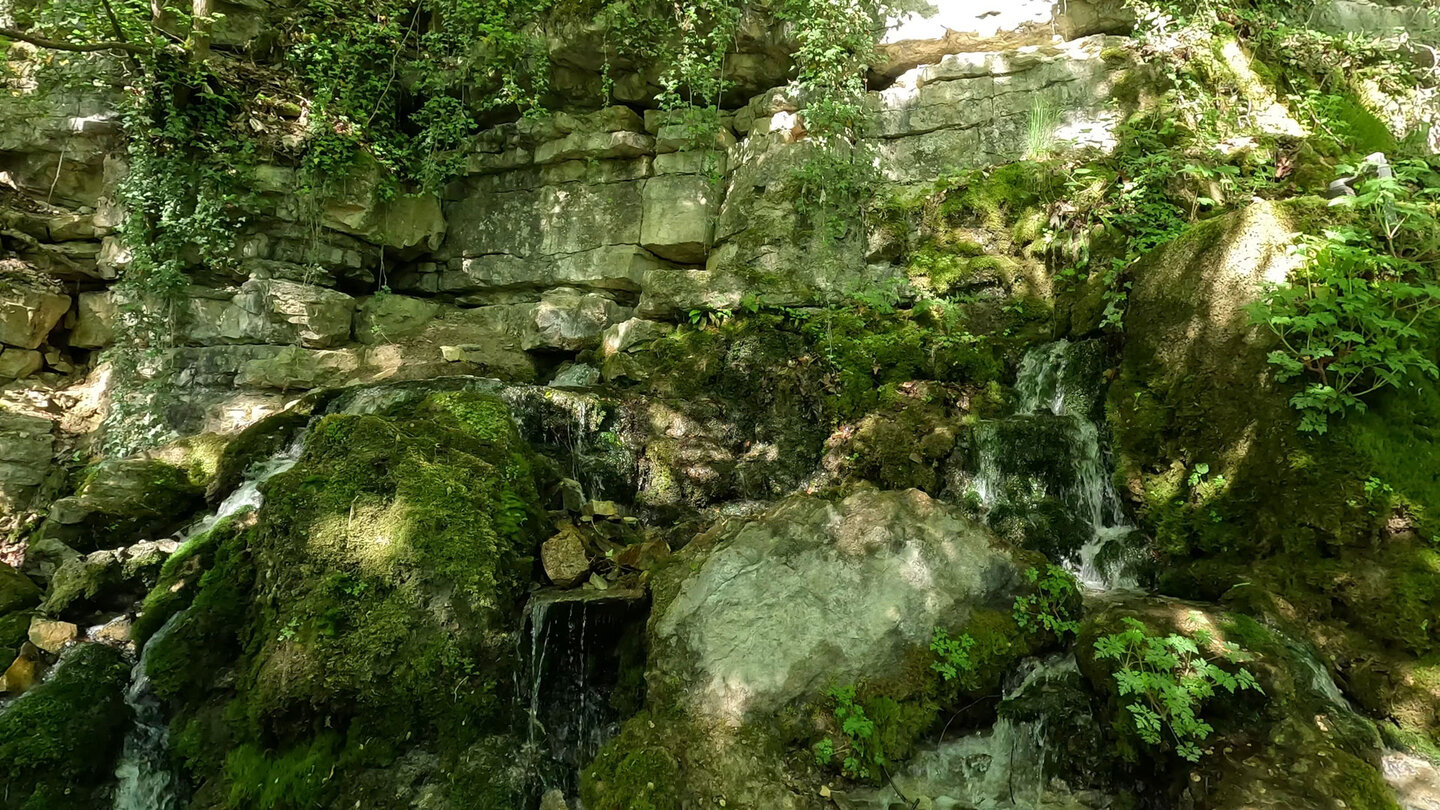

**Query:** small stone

left=539, top=789, right=569, bottom=810
left=919, top=426, right=957, bottom=459
left=541, top=526, right=591, bottom=588
left=558, top=478, right=585, bottom=513
left=614, top=539, right=671, bottom=571
left=87, top=615, right=132, bottom=644
left=582, top=500, right=622, bottom=519
left=0, top=642, right=44, bottom=694
left=586, top=572, right=609, bottom=590
left=28, top=616, right=78, bottom=653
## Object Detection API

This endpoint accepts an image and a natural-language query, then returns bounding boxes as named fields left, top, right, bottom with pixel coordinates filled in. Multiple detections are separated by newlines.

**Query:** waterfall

left=110, top=433, right=308, bottom=810
left=851, top=656, right=1092, bottom=810
left=522, top=589, right=648, bottom=801
left=111, top=612, right=185, bottom=810
left=973, top=341, right=1138, bottom=591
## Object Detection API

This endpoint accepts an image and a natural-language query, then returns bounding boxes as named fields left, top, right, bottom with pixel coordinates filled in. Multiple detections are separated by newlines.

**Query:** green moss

left=132, top=511, right=251, bottom=648
left=141, top=391, right=547, bottom=806
left=0, top=566, right=40, bottom=615
left=0, top=644, right=132, bottom=810
left=580, top=711, right=683, bottom=810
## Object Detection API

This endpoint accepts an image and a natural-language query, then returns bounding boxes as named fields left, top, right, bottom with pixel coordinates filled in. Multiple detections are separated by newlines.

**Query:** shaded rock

left=551, top=362, right=601, bottom=388
left=28, top=616, right=78, bottom=652
left=651, top=489, right=1024, bottom=722
left=0, top=348, right=42, bottom=379
left=1077, top=595, right=1393, bottom=809
left=542, top=524, right=592, bottom=587
left=354, top=293, right=440, bottom=345
left=539, top=788, right=571, bottom=810
left=0, top=276, right=69, bottom=349
left=0, top=564, right=41, bottom=614
left=613, top=538, right=669, bottom=571
left=68, top=290, right=116, bottom=349
left=0, top=643, right=133, bottom=808
left=43, top=539, right=177, bottom=617
left=0, top=642, right=44, bottom=694
left=41, top=457, right=205, bottom=552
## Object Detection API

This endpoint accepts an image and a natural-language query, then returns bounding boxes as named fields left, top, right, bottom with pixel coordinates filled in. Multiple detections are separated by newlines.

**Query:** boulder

left=0, top=642, right=44, bottom=694
left=186, top=279, right=356, bottom=348
left=542, top=524, right=592, bottom=587
left=0, top=565, right=42, bottom=615
left=0, top=643, right=133, bottom=807
left=651, top=489, right=1024, bottom=723
left=641, top=174, right=720, bottom=264
left=1112, top=199, right=1311, bottom=474
left=41, top=457, right=205, bottom=552
left=1077, top=595, right=1395, bottom=809
left=0, top=277, right=70, bottom=350
left=27, top=616, right=78, bottom=653
left=0, top=348, right=42, bottom=379
left=68, top=290, right=116, bottom=349
left=43, top=539, right=178, bottom=617
left=524, top=287, right=633, bottom=352
left=354, top=293, right=440, bottom=345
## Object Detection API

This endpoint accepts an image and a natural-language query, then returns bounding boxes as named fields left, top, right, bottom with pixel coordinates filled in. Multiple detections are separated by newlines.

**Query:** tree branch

left=0, top=26, right=147, bottom=54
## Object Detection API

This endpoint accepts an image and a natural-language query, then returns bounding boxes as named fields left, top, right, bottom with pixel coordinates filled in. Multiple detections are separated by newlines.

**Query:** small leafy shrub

left=929, top=628, right=976, bottom=683
left=1093, top=617, right=1262, bottom=762
left=1013, top=565, right=1082, bottom=639
left=814, top=685, right=881, bottom=780
left=1252, top=161, right=1440, bottom=433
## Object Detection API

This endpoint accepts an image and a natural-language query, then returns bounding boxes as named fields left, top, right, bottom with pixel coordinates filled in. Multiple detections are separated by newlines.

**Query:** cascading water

left=109, top=434, right=307, bottom=809
left=522, top=589, right=648, bottom=802
left=972, top=340, right=1138, bottom=591
left=111, top=613, right=185, bottom=810
left=851, top=656, right=1104, bottom=810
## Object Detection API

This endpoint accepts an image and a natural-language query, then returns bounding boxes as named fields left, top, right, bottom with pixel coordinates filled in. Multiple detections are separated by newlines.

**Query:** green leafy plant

left=1093, top=616, right=1262, bottom=762
left=928, top=628, right=976, bottom=683
left=1251, top=163, right=1440, bottom=433
left=1012, top=565, right=1081, bottom=639
left=815, top=685, right=881, bottom=781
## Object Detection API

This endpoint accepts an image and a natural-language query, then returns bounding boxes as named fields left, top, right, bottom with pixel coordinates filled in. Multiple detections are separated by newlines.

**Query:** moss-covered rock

left=39, top=457, right=206, bottom=553
left=1076, top=596, right=1396, bottom=809
left=140, top=390, right=547, bottom=807
left=0, top=643, right=132, bottom=809
left=0, top=565, right=40, bottom=615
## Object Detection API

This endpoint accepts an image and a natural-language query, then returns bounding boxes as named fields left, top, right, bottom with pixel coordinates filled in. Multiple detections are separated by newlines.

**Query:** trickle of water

left=179, top=433, right=305, bottom=542
left=851, top=657, right=1089, bottom=810
left=111, top=435, right=309, bottom=810
left=112, top=613, right=186, bottom=810
left=523, top=590, right=648, bottom=801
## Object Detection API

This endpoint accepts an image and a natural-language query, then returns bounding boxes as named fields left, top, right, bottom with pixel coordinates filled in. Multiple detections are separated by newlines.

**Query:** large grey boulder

left=651, top=489, right=1024, bottom=724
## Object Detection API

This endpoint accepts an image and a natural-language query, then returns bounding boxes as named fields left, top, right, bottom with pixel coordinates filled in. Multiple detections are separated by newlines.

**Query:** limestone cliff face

left=1, top=1, right=1439, bottom=808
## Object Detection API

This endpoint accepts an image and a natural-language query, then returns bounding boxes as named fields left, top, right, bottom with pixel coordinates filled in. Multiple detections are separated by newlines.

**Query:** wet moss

left=0, top=643, right=132, bottom=810
left=139, top=391, right=547, bottom=806
left=580, top=711, right=683, bottom=810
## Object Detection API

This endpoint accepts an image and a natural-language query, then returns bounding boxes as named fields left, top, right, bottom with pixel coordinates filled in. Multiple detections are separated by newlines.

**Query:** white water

left=851, top=656, right=1097, bottom=810
left=110, top=433, right=307, bottom=809
left=111, top=613, right=185, bottom=810
left=973, top=341, right=1138, bottom=591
